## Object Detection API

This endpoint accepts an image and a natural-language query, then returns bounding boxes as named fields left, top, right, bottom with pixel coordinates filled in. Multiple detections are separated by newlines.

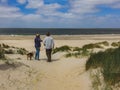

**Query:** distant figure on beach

left=43, top=32, right=54, bottom=62
left=34, top=34, right=42, bottom=60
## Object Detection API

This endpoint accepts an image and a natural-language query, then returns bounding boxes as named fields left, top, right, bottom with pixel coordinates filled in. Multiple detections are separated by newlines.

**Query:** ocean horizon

left=0, top=28, right=120, bottom=35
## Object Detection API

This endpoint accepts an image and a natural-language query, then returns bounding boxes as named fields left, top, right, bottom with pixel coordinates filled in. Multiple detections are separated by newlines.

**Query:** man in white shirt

left=43, top=32, right=54, bottom=62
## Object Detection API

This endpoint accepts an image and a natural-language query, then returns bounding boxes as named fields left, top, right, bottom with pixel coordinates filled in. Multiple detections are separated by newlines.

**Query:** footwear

left=47, top=60, right=51, bottom=62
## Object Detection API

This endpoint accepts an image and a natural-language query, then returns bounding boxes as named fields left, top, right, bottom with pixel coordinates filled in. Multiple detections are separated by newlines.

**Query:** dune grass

left=111, top=42, right=120, bottom=47
left=0, top=47, right=5, bottom=60
left=17, top=48, right=28, bottom=55
left=52, top=45, right=72, bottom=54
left=86, top=47, right=120, bottom=86
left=96, top=41, right=109, bottom=46
left=2, top=43, right=10, bottom=48
left=82, top=43, right=103, bottom=49
left=0, top=43, right=28, bottom=59
left=52, top=42, right=109, bottom=58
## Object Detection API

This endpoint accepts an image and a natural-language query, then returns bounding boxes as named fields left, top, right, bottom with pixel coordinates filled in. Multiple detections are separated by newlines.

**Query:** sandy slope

left=0, top=58, right=91, bottom=90
left=0, top=35, right=120, bottom=90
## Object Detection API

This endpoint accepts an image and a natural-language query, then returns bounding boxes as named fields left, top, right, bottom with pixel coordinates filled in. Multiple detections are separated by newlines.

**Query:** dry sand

left=0, top=34, right=120, bottom=90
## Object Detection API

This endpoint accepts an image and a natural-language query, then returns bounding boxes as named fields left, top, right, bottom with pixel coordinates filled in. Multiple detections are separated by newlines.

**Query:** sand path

left=17, top=57, right=91, bottom=90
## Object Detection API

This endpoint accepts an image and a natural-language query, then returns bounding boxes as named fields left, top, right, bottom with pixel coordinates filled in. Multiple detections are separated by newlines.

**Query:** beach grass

left=0, top=43, right=28, bottom=60
left=17, top=48, right=28, bottom=55
left=0, top=47, right=5, bottom=60
left=82, top=43, right=103, bottom=49
left=96, top=41, right=109, bottom=46
left=111, top=42, right=120, bottom=47
left=86, top=47, right=120, bottom=86
left=52, top=45, right=71, bottom=54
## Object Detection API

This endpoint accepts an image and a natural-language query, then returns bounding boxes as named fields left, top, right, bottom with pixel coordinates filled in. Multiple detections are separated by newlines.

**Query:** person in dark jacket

left=34, top=34, right=42, bottom=60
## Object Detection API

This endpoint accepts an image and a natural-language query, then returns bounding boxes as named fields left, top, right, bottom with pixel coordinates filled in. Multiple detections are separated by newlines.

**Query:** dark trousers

left=46, top=49, right=52, bottom=62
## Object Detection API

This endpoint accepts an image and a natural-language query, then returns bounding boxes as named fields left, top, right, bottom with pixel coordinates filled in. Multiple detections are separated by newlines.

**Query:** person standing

left=34, top=34, right=42, bottom=60
left=43, top=32, right=54, bottom=62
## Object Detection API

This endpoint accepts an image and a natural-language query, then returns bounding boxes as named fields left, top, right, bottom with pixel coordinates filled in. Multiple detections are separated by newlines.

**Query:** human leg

left=46, top=49, right=52, bottom=62
left=35, top=47, right=40, bottom=60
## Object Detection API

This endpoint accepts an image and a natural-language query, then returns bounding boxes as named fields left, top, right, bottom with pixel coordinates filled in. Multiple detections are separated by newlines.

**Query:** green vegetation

left=0, top=43, right=28, bottom=60
left=73, top=47, right=82, bottom=52
left=0, top=47, right=5, bottom=59
left=97, top=41, right=109, bottom=46
left=52, top=42, right=110, bottom=58
left=86, top=47, right=120, bottom=86
left=52, top=45, right=71, bottom=54
left=82, top=43, right=103, bottom=49
left=4, top=49, right=15, bottom=54
left=17, top=48, right=28, bottom=55
left=2, top=43, right=10, bottom=48
left=111, top=42, right=119, bottom=47
left=82, top=41, right=109, bottom=50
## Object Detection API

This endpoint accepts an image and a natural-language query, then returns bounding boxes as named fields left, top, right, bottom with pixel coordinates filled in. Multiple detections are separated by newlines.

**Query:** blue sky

left=0, top=0, right=120, bottom=28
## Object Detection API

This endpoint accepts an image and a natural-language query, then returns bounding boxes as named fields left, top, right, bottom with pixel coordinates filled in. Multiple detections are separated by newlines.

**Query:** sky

left=0, top=0, right=120, bottom=28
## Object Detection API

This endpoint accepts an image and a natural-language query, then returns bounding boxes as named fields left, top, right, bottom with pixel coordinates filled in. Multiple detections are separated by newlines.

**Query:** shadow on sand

left=0, top=61, right=30, bottom=71
left=40, top=58, right=60, bottom=62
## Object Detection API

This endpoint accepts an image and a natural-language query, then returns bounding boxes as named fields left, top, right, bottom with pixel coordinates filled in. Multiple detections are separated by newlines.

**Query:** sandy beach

left=0, top=34, right=120, bottom=90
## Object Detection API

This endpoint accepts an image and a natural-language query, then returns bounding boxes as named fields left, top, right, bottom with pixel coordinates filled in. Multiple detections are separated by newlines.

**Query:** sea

left=0, top=28, right=120, bottom=35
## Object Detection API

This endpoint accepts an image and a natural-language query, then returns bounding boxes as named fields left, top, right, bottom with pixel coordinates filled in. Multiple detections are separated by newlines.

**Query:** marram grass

left=86, top=47, right=120, bottom=86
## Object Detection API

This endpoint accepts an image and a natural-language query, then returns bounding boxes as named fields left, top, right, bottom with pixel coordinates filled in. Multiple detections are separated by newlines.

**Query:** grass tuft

left=52, top=45, right=71, bottom=54
left=0, top=47, right=5, bottom=59
left=111, top=42, right=120, bottom=47
left=86, top=47, right=120, bottom=86
left=17, top=48, right=28, bottom=55
left=82, top=43, right=103, bottom=49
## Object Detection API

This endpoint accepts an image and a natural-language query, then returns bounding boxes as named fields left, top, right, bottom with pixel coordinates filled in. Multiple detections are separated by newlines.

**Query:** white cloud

left=0, top=0, right=120, bottom=28
left=0, top=6, right=23, bottom=18
left=26, top=0, right=44, bottom=8
left=17, top=0, right=27, bottom=4
left=68, top=0, right=120, bottom=14
left=36, top=3, right=62, bottom=16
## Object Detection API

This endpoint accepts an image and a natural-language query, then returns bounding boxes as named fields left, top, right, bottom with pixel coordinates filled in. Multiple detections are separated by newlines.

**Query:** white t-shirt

left=43, top=36, right=54, bottom=49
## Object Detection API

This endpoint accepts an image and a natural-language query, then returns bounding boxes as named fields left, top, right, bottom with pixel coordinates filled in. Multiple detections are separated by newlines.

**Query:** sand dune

left=0, top=35, right=120, bottom=90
